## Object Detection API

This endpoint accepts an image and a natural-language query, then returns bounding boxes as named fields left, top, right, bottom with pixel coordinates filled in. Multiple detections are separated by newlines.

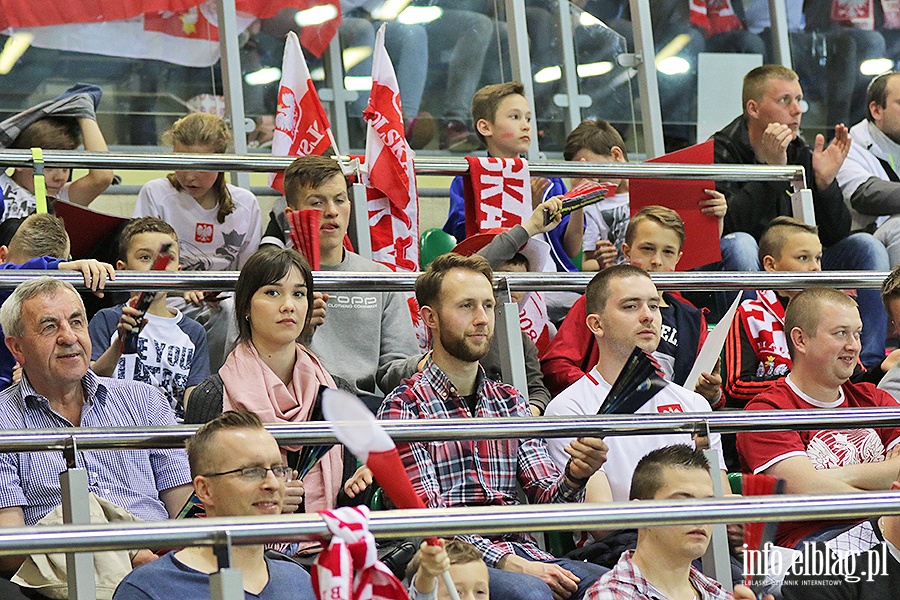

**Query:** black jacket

left=713, top=115, right=851, bottom=246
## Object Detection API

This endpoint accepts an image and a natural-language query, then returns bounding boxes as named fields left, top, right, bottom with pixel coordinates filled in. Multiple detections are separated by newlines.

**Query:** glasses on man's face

left=202, top=465, right=292, bottom=482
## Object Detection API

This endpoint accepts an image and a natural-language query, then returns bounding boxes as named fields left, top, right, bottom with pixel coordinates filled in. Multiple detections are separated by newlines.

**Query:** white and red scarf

left=312, top=506, right=409, bottom=600
left=462, top=156, right=531, bottom=239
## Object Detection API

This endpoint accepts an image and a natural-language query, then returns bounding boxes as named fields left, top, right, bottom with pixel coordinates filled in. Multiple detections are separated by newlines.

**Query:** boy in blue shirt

left=89, top=217, right=209, bottom=419
left=442, top=81, right=583, bottom=274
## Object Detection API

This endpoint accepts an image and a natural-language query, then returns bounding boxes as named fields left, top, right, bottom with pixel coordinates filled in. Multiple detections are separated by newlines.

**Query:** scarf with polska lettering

left=463, top=156, right=531, bottom=239
left=312, top=506, right=409, bottom=600
left=689, top=0, right=743, bottom=37
left=832, top=0, right=900, bottom=29
left=460, top=157, right=551, bottom=356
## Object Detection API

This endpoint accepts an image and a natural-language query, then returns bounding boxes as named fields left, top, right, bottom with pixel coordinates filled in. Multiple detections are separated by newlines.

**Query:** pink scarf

left=312, top=507, right=409, bottom=600
left=220, top=342, right=342, bottom=513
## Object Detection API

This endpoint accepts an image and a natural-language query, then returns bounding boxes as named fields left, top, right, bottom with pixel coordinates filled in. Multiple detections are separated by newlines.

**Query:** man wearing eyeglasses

left=712, top=64, right=891, bottom=372
left=114, top=410, right=315, bottom=599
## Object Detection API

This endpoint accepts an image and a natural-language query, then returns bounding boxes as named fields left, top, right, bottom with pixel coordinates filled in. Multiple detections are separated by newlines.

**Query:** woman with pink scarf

left=185, top=247, right=342, bottom=514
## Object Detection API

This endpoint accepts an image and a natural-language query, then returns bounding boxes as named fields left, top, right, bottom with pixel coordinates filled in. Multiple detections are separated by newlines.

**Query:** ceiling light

left=295, top=4, right=339, bottom=27
left=398, top=6, right=443, bottom=24
left=534, top=66, right=561, bottom=83
left=0, top=33, right=33, bottom=75
left=577, top=61, right=613, bottom=77
left=343, top=46, right=373, bottom=70
left=344, top=76, right=373, bottom=91
left=371, top=0, right=411, bottom=20
left=244, top=67, right=281, bottom=86
left=656, top=56, right=690, bottom=75
left=860, top=58, right=894, bottom=76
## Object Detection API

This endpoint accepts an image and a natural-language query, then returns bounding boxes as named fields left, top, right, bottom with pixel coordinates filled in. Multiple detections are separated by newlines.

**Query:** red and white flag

left=1, top=1, right=341, bottom=66
left=362, top=23, right=419, bottom=274
left=463, top=156, right=531, bottom=239
left=270, top=30, right=334, bottom=193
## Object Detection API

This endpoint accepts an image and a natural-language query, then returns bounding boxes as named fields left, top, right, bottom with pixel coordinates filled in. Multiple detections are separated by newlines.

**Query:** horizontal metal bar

left=0, top=494, right=896, bottom=556
left=0, top=271, right=888, bottom=293
left=2, top=408, right=899, bottom=452
left=0, top=149, right=805, bottom=182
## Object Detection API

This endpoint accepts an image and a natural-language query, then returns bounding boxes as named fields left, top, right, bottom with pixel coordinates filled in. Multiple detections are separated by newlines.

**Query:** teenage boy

left=407, top=540, right=490, bottom=600
left=724, top=217, right=821, bottom=406
left=442, top=81, right=583, bottom=274
left=541, top=206, right=721, bottom=407
left=89, top=217, right=210, bottom=419
left=726, top=217, right=900, bottom=407
left=259, top=154, right=418, bottom=402
left=585, top=445, right=765, bottom=600
left=0, top=213, right=115, bottom=390
left=545, top=266, right=727, bottom=544
left=2, top=109, right=114, bottom=219
left=564, top=119, right=631, bottom=272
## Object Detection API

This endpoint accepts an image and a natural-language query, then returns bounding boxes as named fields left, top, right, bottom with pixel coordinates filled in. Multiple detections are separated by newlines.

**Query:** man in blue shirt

left=0, top=276, right=192, bottom=576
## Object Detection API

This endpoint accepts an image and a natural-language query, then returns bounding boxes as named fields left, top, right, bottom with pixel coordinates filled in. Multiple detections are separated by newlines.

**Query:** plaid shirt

left=0, top=370, right=191, bottom=525
left=587, top=551, right=733, bottom=600
left=377, top=358, right=584, bottom=567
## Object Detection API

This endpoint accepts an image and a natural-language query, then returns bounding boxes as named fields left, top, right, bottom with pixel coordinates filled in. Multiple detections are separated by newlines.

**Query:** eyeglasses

left=202, top=465, right=292, bottom=482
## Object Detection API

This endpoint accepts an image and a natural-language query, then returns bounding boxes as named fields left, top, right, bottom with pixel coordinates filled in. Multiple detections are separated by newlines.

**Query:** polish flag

left=270, top=30, right=334, bottom=193
left=1, top=1, right=341, bottom=67
left=362, top=23, right=419, bottom=274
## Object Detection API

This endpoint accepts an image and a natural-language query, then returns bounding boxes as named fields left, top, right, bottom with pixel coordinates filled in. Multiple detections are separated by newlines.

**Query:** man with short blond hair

left=713, top=65, right=889, bottom=370
left=737, top=287, right=900, bottom=549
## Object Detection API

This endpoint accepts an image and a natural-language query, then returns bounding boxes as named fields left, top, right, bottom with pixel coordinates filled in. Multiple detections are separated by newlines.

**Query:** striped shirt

left=587, top=551, right=733, bottom=600
left=0, top=370, right=191, bottom=525
left=377, top=358, right=584, bottom=567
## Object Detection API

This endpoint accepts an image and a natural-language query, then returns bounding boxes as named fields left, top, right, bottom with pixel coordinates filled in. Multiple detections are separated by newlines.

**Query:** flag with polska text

left=271, top=30, right=334, bottom=193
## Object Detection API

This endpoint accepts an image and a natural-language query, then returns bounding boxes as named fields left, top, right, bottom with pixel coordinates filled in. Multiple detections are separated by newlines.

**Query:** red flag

left=628, top=140, right=721, bottom=270
left=362, top=23, right=420, bottom=275
left=1, top=1, right=341, bottom=66
left=270, top=30, right=334, bottom=193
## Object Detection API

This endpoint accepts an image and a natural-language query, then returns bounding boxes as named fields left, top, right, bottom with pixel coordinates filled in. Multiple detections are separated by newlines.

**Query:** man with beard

left=377, top=253, right=609, bottom=600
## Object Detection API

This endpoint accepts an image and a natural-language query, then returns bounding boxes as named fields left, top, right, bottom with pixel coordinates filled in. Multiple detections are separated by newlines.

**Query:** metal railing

left=0, top=270, right=887, bottom=293
left=0, top=494, right=898, bottom=558
left=0, top=149, right=807, bottom=190
left=4, top=407, right=900, bottom=452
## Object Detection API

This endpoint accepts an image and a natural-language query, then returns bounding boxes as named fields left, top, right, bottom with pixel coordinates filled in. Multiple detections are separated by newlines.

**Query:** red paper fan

left=286, top=209, right=321, bottom=270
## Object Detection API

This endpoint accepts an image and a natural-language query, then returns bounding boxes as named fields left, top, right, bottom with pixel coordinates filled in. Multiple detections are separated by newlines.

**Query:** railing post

left=703, top=445, right=734, bottom=592
left=215, top=0, right=251, bottom=190
left=496, top=279, right=529, bottom=403
left=60, top=437, right=96, bottom=600
left=210, top=532, right=244, bottom=600
left=349, top=181, right=372, bottom=259
left=505, top=0, right=541, bottom=161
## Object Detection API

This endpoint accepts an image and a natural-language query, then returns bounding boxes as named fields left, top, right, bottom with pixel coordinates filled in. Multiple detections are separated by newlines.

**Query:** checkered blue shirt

left=587, top=551, right=733, bottom=600
left=0, top=370, right=191, bottom=525
left=377, top=358, right=584, bottom=567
